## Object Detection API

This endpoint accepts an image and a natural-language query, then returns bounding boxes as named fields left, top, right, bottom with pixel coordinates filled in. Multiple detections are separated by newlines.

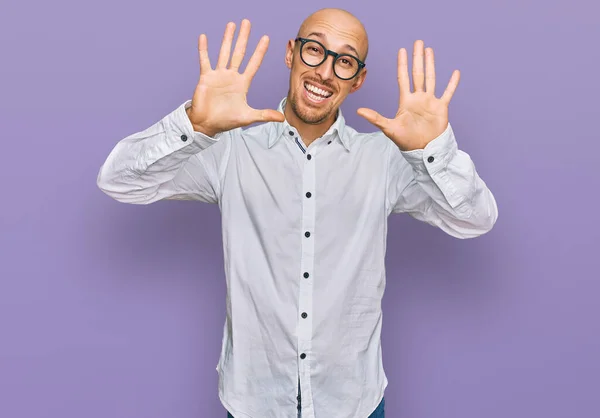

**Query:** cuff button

left=180, top=134, right=188, bottom=142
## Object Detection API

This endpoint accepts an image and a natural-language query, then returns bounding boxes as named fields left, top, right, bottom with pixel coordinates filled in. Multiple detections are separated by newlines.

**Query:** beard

left=288, top=84, right=337, bottom=125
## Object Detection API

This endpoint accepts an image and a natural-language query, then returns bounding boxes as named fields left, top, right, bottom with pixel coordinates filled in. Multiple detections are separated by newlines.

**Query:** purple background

left=1, top=0, right=599, bottom=417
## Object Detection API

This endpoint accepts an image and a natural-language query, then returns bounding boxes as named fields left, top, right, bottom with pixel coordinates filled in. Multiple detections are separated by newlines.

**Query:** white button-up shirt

left=97, top=97, right=497, bottom=418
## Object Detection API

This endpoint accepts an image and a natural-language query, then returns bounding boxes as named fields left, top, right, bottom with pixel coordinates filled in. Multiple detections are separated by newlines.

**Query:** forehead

left=299, top=16, right=367, bottom=58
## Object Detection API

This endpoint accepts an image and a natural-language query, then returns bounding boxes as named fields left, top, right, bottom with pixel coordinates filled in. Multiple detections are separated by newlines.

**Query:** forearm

left=97, top=101, right=221, bottom=204
left=390, top=124, right=498, bottom=238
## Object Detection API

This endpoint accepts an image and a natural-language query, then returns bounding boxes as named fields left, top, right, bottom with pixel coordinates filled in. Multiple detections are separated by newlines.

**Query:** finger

left=230, top=19, right=251, bottom=71
left=217, top=22, right=236, bottom=69
left=356, top=108, right=391, bottom=130
left=412, top=40, right=425, bottom=92
left=397, top=48, right=410, bottom=101
left=253, top=108, right=285, bottom=123
left=243, top=35, right=270, bottom=79
left=198, top=34, right=212, bottom=74
left=440, top=69, right=461, bottom=104
left=425, top=47, right=435, bottom=95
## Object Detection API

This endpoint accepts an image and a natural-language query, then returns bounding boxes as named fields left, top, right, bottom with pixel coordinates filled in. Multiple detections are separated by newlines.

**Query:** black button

left=328, top=141, right=332, bottom=144
left=289, top=131, right=294, bottom=136
left=305, top=231, right=310, bottom=238
left=301, top=312, right=307, bottom=318
left=305, top=192, right=312, bottom=198
left=300, top=353, right=306, bottom=359
left=307, top=154, right=312, bottom=160
left=303, top=272, right=309, bottom=278
left=427, top=156, right=434, bottom=163
left=180, top=134, right=188, bottom=142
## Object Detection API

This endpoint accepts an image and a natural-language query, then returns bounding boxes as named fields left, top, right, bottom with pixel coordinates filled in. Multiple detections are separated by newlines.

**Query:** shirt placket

left=297, top=137, right=317, bottom=418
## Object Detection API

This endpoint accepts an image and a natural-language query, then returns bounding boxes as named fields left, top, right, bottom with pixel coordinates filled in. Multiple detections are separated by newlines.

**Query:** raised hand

left=186, top=19, right=285, bottom=137
left=357, top=40, right=460, bottom=151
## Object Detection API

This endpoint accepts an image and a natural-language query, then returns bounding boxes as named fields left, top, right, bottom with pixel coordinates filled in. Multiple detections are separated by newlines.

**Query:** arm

left=96, top=101, right=228, bottom=204
left=386, top=123, right=497, bottom=238
left=358, top=40, right=497, bottom=238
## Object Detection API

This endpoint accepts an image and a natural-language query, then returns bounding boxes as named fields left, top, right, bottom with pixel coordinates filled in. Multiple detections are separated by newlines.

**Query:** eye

left=337, top=58, right=356, bottom=68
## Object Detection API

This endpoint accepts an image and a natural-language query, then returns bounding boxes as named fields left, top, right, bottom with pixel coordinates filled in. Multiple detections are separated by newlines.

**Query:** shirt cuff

left=399, top=123, right=467, bottom=209
left=165, top=100, right=223, bottom=154
left=400, top=123, right=457, bottom=174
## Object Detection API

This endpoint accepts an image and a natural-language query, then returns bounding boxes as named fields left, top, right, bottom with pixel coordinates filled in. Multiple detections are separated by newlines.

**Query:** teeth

left=307, top=91, right=326, bottom=102
left=304, top=82, right=332, bottom=98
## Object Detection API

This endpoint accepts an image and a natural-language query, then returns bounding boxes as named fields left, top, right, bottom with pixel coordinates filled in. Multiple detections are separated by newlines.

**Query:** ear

left=349, top=67, right=367, bottom=94
left=285, top=39, right=295, bottom=69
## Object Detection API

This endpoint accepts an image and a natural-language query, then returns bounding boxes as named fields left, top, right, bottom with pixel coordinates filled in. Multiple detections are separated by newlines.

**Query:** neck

left=283, top=99, right=337, bottom=146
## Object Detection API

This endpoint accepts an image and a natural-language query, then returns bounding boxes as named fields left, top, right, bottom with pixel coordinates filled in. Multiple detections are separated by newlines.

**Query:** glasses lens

left=300, top=41, right=325, bottom=66
left=334, top=55, right=360, bottom=79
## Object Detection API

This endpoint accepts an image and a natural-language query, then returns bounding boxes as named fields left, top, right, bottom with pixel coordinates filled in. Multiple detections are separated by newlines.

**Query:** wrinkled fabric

left=97, top=98, right=497, bottom=418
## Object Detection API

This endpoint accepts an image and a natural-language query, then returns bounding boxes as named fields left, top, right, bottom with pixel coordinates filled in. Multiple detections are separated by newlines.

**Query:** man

left=97, top=8, right=497, bottom=418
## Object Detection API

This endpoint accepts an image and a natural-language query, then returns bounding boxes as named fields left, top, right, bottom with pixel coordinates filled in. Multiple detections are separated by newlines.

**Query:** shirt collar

left=269, top=97, right=350, bottom=151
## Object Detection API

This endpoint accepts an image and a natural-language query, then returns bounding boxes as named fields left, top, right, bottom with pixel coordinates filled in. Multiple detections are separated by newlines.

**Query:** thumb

left=356, top=107, right=388, bottom=130
left=256, top=109, right=285, bottom=123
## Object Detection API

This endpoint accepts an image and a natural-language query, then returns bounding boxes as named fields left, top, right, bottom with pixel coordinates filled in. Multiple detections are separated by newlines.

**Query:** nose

left=315, top=54, right=335, bottom=81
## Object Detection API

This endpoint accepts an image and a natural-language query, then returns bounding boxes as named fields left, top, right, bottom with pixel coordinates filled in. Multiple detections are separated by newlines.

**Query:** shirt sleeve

left=386, top=123, right=498, bottom=239
left=96, top=100, right=231, bottom=204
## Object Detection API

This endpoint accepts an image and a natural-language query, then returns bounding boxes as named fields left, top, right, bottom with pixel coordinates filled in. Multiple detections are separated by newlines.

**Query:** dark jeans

left=226, top=396, right=385, bottom=417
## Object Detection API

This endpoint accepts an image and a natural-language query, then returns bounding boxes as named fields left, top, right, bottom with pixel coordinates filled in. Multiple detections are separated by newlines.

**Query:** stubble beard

left=289, top=88, right=335, bottom=125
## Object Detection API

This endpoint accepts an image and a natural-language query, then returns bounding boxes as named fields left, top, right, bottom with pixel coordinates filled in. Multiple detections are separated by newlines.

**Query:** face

left=285, top=10, right=368, bottom=125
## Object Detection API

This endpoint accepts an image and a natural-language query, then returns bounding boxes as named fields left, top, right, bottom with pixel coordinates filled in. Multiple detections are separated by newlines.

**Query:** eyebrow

left=304, top=31, right=361, bottom=58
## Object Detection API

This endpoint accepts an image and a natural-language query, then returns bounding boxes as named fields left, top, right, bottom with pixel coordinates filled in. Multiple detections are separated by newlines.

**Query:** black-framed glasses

left=295, top=37, right=365, bottom=80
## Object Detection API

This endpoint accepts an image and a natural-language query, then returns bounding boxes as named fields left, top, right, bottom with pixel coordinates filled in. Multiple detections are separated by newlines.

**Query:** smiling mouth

left=304, top=81, right=333, bottom=102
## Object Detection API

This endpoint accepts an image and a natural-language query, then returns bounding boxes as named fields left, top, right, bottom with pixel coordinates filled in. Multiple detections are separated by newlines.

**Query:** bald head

left=297, top=8, right=369, bottom=61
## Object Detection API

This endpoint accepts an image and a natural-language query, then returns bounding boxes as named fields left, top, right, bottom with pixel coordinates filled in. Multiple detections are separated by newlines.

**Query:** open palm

left=187, top=20, right=284, bottom=137
left=357, top=40, right=460, bottom=151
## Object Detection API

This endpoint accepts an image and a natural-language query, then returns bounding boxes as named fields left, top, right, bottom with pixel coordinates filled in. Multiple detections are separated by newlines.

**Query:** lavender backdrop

left=1, top=0, right=599, bottom=417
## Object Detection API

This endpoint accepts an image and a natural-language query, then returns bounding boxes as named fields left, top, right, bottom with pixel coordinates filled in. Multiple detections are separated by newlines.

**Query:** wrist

left=185, top=107, right=218, bottom=137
